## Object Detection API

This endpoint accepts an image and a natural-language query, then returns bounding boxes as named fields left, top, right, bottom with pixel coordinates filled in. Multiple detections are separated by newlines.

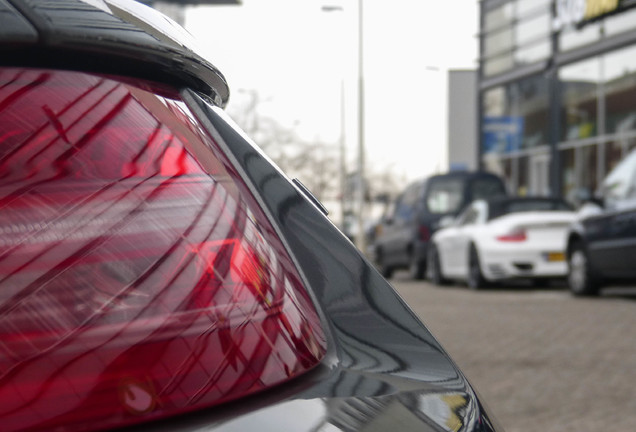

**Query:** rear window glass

left=425, top=175, right=506, bottom=215
left=471, top=177, right=507, bottom=200
left=426, top=178, right=464, bottom=214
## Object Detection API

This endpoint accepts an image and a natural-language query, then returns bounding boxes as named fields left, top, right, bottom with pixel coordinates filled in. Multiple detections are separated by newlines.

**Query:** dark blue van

left=373, top=171, right=507, bottom=279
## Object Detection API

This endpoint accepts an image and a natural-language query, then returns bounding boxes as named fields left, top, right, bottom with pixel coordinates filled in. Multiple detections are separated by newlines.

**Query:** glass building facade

left=479, top=0, right=636, bottom=205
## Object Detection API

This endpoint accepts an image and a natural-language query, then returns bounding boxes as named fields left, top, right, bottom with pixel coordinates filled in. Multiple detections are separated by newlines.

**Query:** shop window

left=516, top=75, right=549, bottom=149
left=518, top=155, right=529, bottom=196
left=504, top=158, right=515, bottom=194
left=581, top=144, right=598, bottom=195
left=484, top=86, right=506, bottom=117
left=605, top=8, right=636, bottom=37
left=516, top=41, right=550, bottom=65
left=516, top=12, right=550, bottom=46
left=482, top=86, right=511, bottom=155
left=529, top=153, right=551, bottom=196
left=485, top=3, right=513, bottom=32
left=484, top=54, right=515, bottom=76
left=516, top=0, right=551, bottom=17
left=482, top=2, right=521, bottom=78
left=604, top=45, right=636, bottom=135
left=560, top=144, right=599, bottom=205
left=484, top=27, right=514, bottom=57
left=560, top=148, right=576, bottom=203
left=559, top=8, right=636, bottom=52
left=483, top=0, right=551, bottom=76
left=560, top=57, right=600, bottom=141
left=560, top=23, right=602, bottom=52
left=482, top=75, right=549, bottom=156
left=482, top=153, right=505, bottom=179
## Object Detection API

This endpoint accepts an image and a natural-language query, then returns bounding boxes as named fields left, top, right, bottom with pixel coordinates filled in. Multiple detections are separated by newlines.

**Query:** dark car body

left=566, top=148, right=636, bottom=296
left=373, top=171, right=507, bottom=279
left=0, top=1, right=502, bottom=431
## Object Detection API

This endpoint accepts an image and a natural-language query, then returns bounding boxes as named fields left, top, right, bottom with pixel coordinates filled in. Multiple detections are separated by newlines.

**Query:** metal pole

left=477, top=0, right=485, bottom=172
left=319, top=5, right=347, bottom=229
left=355, top=0, right=367, bottom=254
left=549, top=18, right=562, bottom=198
left=339, top=79, right=347, bottom=227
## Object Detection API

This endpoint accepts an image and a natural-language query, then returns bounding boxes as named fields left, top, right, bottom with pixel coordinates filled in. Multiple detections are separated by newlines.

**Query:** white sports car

left=428, top=197, right=576, bottom=289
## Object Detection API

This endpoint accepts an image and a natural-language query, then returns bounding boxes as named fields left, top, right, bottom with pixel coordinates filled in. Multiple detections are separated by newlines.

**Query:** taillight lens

left=0, top=68, right=326, bottom=431
left=418, top=225, right=430, bottom=241
left=496, top=229, right=527, bottom=242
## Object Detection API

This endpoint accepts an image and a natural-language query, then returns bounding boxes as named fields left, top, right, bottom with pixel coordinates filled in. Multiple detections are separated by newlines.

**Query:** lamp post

left=320, top=5, right=347, bottom=229
left=321, top=1, right=366, bottom=254
left=355, top=0, right=366, bottom=255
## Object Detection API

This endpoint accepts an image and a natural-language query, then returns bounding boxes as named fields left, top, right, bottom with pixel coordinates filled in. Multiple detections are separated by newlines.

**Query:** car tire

left=376, top=249, right=394, bottom=279
left=532, top=278, right=550, bottom=288
left=467, top=245, right=489, bottom=290
left=567, top=242, right=600, bottom=297
left=429, top=245, right=449, bottom=286
left=408, top=252, right=426, bottom=280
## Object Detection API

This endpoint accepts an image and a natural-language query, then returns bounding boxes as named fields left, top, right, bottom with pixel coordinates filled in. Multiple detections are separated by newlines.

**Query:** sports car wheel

left=376, top=249, right=394, bottom=279
left=467, top=245, right=489, bottom=290
left=568, top=242, right=600, bottom=296
left=408, top=252, right=426, bottom=280
left=429, top=245, right=449, bottom=286
left=532, top=278, right=550, bottom=288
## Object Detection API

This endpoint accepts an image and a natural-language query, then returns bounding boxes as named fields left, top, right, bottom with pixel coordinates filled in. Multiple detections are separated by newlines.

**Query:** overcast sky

left=184, top=0, right=479, bottom=185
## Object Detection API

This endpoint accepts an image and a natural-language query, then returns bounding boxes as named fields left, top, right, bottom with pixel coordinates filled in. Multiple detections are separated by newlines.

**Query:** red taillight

left=0, top=68, right=326, bottom=432
left=419, top=225, right=430, bottom=241
left=496, top=229, right=527, bottom=242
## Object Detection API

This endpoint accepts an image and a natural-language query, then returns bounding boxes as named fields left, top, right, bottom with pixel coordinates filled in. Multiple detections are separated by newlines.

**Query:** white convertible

left=428, top=197, right=576, bottom=289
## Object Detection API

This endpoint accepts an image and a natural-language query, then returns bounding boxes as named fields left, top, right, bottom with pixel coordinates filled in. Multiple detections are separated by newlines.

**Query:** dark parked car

left=373, top=171, right=507, bottom=279
left=0, top=1, right=501, bottom=431
left=567, top=148, right=636, bottom=296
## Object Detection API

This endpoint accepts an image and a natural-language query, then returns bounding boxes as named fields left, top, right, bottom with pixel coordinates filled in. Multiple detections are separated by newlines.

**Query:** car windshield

left=426, top=176, right=506, bottom=215
left=488, top=199, right=573, bottom=220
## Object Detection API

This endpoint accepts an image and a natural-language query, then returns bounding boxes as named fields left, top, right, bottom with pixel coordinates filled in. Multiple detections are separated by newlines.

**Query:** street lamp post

left=321, top=1, right=366, bottom=254
left=338, top=80, right=347, bottom=228
left=355, top=0, right=366, bottom=255
left=320, top=5, right=347, bottom=229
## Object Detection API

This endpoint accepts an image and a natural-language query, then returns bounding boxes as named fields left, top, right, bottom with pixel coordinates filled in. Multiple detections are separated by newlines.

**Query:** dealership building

left=479, top=0, right=636, bottom=203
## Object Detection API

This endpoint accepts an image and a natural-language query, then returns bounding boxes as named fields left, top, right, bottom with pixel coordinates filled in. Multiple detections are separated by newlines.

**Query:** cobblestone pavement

left=390, top=273, right=636, bottom=432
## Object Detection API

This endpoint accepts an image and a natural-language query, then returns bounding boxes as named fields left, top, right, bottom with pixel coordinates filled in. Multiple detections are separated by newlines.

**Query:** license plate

left=545, top=252, right=565, bottom=262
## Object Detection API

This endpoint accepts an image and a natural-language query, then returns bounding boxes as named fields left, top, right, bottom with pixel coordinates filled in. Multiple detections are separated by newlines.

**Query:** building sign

left=483, top=117, right=524, bottom=155
left=553, top=0, right=623, bottom=30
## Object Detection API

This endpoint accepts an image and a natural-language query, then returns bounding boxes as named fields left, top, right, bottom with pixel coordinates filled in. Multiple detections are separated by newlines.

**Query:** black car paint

left=0, top=1, right=502, bottom=430
left=567, top=149, right=636, bottom=291
left=0, top=0, right=229, bottom=106
left=568, top=205, right=636, bottom=281
left=154, top=92, right=502, bottom=432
